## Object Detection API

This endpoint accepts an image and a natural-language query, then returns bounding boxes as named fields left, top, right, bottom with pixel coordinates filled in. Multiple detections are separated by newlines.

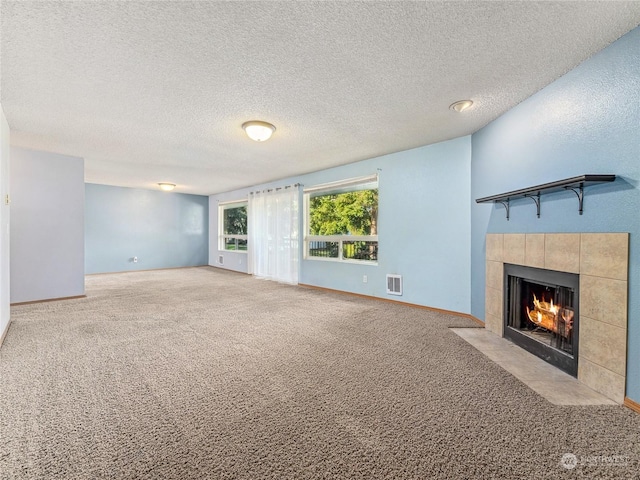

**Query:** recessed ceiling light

left=242, top=120, right=276, bottom=142
left=449, top=100, right=474, bottom=113
left=158, top=183, right=176, bottom=191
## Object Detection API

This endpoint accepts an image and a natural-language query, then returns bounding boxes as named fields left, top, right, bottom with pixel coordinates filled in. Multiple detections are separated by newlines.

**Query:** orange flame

left=526, top=294, right=568, bottom=335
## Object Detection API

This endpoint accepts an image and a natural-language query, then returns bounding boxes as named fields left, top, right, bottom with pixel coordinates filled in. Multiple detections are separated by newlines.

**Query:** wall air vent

left=386, top=274, right=402, bottom=296
left=218, top=255, right=224, bottom=265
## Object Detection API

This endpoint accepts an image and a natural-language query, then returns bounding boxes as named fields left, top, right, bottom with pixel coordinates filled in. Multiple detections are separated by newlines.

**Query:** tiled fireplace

left=485, top=233, right=629, bottom=403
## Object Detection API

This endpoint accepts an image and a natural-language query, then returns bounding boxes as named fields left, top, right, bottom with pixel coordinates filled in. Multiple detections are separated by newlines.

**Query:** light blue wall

left=11, top=148, right=85, bottom=303
left=210, top=136, right=472, bottom=314
left=471, top=27, right=640, bottom=401
left=86, top=184, right=208, bottom=274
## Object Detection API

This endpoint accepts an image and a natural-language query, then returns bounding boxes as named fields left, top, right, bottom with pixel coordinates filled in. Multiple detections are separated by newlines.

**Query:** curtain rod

left=249, top=183, right=301, bottom=195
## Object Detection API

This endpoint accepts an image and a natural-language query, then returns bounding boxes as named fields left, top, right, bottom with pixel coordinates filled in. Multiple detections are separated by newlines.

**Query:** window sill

left=305, top=256, right=378, bottom=266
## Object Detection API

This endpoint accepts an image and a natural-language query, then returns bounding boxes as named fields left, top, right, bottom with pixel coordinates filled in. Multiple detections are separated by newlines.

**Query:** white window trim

left=218, top=200, right=248, bottom=253
left=303, top=175, right=378, bottom=264
left=303, top=174, right=378, bottom=195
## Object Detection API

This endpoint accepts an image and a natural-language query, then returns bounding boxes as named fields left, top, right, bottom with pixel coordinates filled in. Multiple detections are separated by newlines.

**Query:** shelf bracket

left=564, top=184, right=585, bottom=215
left=524, top=192, right=541, bottom=218
left=496, top=199, right=510, bottom=221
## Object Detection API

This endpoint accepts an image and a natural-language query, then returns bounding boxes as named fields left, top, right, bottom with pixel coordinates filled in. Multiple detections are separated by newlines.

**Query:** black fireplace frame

left=503, top=264, right=580, bottom=377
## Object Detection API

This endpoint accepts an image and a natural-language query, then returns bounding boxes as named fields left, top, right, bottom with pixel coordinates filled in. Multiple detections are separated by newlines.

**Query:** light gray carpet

left=1, top=267, right=638, bottom=479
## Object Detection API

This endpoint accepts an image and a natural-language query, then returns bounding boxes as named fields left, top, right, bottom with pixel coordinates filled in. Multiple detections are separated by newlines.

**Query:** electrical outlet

left=133, top=256, right=138, bottom=263
left=363, top=275, right=368, bottom=283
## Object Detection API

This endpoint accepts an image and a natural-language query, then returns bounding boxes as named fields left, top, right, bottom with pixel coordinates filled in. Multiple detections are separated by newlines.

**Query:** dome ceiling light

left=242, top=120, right=276, bottom=142
left=158, top=183, right=176, bottom=191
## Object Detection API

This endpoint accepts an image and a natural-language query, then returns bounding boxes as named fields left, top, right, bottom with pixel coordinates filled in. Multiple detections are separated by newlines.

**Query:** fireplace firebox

left=504, top=264, right=579, bottom=376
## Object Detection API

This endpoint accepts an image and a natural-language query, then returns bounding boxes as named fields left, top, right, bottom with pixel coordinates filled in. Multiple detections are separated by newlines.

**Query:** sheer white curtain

left=248, top=186, right=299, bottom=284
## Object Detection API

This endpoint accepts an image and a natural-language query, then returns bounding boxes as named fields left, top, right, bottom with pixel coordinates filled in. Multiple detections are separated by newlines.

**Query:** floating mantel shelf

left=475, top=174, right=616, bottom=220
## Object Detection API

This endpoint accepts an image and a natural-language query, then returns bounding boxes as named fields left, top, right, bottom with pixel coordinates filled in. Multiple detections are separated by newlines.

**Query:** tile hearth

left=452, top=328, right=616, bottom=405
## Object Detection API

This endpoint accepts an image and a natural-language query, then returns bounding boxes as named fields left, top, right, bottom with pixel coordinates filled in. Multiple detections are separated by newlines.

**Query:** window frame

left=218, top=200, right=248, bottom=253
left=303, top=175, right=378, bottom=265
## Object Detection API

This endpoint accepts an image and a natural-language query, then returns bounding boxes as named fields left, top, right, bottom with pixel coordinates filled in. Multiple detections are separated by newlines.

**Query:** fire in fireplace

left=504, top=264, right=579, bottom=376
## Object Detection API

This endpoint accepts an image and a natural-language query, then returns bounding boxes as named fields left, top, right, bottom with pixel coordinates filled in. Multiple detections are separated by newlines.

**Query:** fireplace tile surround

left=485, top=233, right=629, bottom=403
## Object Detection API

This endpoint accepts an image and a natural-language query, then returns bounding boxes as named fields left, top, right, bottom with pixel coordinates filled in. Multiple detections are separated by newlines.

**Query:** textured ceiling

left=1, top=1, right=639, bottom=195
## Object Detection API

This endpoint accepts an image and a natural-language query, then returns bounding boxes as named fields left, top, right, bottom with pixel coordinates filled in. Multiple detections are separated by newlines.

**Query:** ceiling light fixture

left=158, top=183, right=176, bottom=191
left=449, top=100, right=474, bottom=113
left=242, top=120, right=276, bottom=142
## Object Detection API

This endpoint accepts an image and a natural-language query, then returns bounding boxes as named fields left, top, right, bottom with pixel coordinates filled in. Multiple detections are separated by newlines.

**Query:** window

left=304, top=175, right=378, bottom=263
left=219, top=201, right=247, bottom=251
